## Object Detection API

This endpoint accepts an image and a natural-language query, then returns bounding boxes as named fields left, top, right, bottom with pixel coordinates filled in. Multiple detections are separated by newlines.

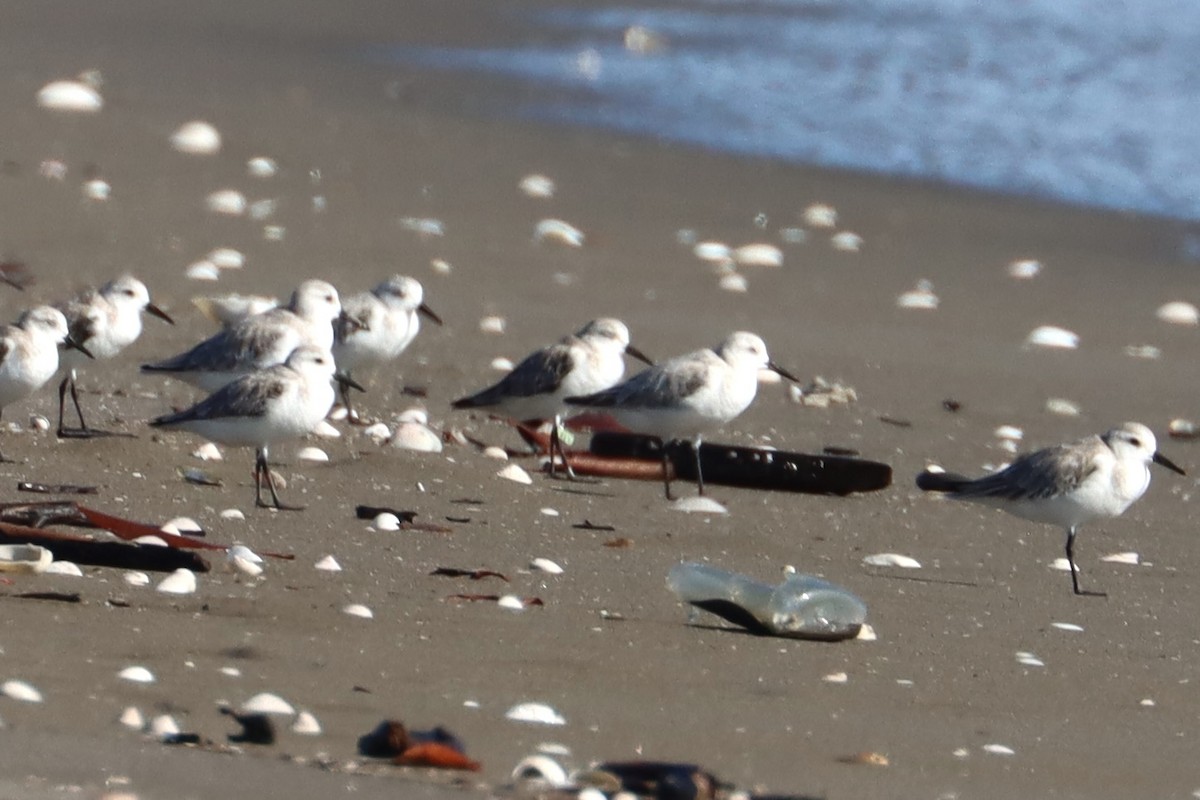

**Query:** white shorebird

left=333, top=275, right=442, bottom=420
left=56, top=275, right=174, bottom=438
left=452, top=318, right=652, bottom=477
left=0, top=306, right=93, bottom=461
left=916, top=422, right=1186, bottom=596
left=565, top=330, right=797, bottom=497
left=142, top=279, right=344, bottom=393
left=149, top=346, right=360, bottom=510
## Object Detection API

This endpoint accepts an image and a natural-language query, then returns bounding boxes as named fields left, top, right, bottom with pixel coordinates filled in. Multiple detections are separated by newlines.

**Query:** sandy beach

left=2, top=2, right=1199, bottom=799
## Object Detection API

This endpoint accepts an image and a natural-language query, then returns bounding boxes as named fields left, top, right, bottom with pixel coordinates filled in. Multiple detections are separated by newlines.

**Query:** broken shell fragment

left=161, top=517, right=202, bottom=536
left=1007, top=259, right=1042, bottom=279
left=374, top=513, right=401, bottom=532
left=802, top=204, right=837, bottom=228
left=247, top=156, right=278, bottom=178
left=156, top=568, right=197, bottom=595
left=208, top=248, right=245, bottom=269
left=0, top=544, right=52, bottom=574
left=1026, top=325, right=1079, bottom=350
left=530, top=558, right=564, bottom=575
left=205, top=189, right=247, bottom=216
left=124, top=571, right=150, bottom=586
left=519, top=174, right=556, bottom=198
left=896, top=279, right=939, bottom=310
left=512, top=754, right=570, bottom=787
left=119, top=706, right=145, bottom=730
left=388, top=422, right=443, bottom=453
left=1100, top=552, right=1140, bottom=565
left=506, top=702, right=566, bottom=726
left=479, top=315, right=507, bottom=335
left=315, top=555, right=342, bottom=572
left=1156, top=300, right=1199, bottom=326
left=83, top=179, right=111, bottom=201
left=718, top=273, right=748, bottom=293
left=37, top=80, right=103, bottom=112
left=534, top=219, right=585, bottom=247
left=292, top=711, right=322, bottom=735
left=732, top=243, right=783, bottom=267
left=2, top=679, right=43, bottom=703
left=1169, top=419, right=1200, bottom=440
left=498, top=594, right=525, bottom=611
left=184, top=261, right=221, bottom=281
left=669, top=496, right=727, bottom=514
left=43, top=561, right=83, bottom=576
left=498, top=464, right=533, bottom=485
left=830, top=231, right=863, bottom=252
left=170, top=121, right=221, bottom=155
left=296, top=446, right=329, bottom=462
left=861, top=553, right=921, bottom=569
left=1045, top=397, right=1081, bottom=417
left=692, top=241, right=731, bottom=263
left=343, top=603, right=374, bottom=619
left=118, top=666, right=156, bottom=684
left=151, top=714, right=180, bottom=739
left=242, top=692, right=295, bottom=715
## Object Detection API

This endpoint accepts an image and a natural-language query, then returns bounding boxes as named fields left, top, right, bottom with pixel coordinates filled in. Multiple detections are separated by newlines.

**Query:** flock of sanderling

left=0, top=267, right=1186, bottom=596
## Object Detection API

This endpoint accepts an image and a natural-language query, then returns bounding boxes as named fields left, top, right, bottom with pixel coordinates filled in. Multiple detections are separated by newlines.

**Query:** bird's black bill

left=147, top=302, right=174, bottom=325
left=64, top=335, right=95, bottom=359
left=626, top=343, right=654, bottom=367
left=335, top=372, right=366, bottom=393
left=418, top=302, right=443, bottom=326
left=767, top=360, right=800, bottom=383
left=1153, top=450, right=1186, bottom=476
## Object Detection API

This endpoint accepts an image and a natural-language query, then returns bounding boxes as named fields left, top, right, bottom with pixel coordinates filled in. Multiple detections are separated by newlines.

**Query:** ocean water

left=374, top=0, right=1200, bottom=221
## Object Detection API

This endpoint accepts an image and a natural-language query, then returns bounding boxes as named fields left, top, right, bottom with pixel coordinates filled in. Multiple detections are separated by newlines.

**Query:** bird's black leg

left=56, top=375, right=70, bottom=435
left=57, top=373, right=133, bottom=439
left=693, top=437, right=705, bottom=496
left=1066, top=526, right=1106, bottom=598
left=661, top=438, right=675, bottom=501
left=254, top=448, right=303, bottom=511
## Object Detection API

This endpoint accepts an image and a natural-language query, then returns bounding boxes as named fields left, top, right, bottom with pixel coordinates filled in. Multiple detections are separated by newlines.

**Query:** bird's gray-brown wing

left=143, top=318, right=287, bottom=374
left=150, top=373, right=284, bottom=427
left=57, top=292, right=100, bottom=347
left=948, top=442, right=1098, bottom=502
left=452, top=345, right=574, bottom=408
left=566, top=357, right=707, bottom=409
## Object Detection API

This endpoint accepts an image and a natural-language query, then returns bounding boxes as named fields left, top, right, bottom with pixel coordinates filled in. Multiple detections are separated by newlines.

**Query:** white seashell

left=1124, top=344, right=1161, bottom=360
left=534, top=218, right=585, bottom=247
left=483, top=446, right=509, bottom=461
left=291, top=711, right=322, bottom=735
left=1008, top=259, right=1042, bottom=279
left=119, top=706, right=145, bottom=730
left=430, top=258, right=452, bottom=275
left=315, top=555, right=342, bottom=572
left=399, top=217, right=445, bottom=236
left=161, top=517, right=202, bottom=536
left=983, top=744, right=1015, bottom=756
left=296, top=446, right=329, bottom=462
left=388, top=422, right=443, bottom=453
left=669, top=496, right=728, bottom=514
left=192, top=294, right=277, bottom=325
left=511, top=754, right=570, bottom=787
left=823, top=672, right=849, bottom=684
left=227, top=545, right=262, bottom=564
left=1156, top=301, right=1199, bottom=326
left=170, top=121, right=221, bottom=155
left=733, top=243, right=783, bottom=267
left=1045, top=397, right=1081, bottom=417
left=498, top=594, right=525, bottom=611
left=328, top=406, right=349, bottom=421
left=205, top=189, right=247, bottom=216
left=0, top=544, right=53, bottom=574
left=803, top=203, right=837, bottom=228
left=855, top=623, right=878, bottom=641
left=1100, top=551, right=1140, bottom=565
left=479, top=315, right=507, bottom=335
left=242, top=692, right=295, bottom=715
left=498, top=464, right=533, bottom=485
left=230, top=556, right=263, bottom=577
left=862, top=553, right=922, bottom=569
left=43, top=560, right=83, bottom=576
left=540, top=507, right=559, bottom=517
left=994, top=425, right=1024, bottom=442
left=118, top=666, right=155, bottom=684
left=83, top=179, right=111, bottom=201
left=1051, top=622, right=1084, bottom=632
left=136, top=537, right=169, bottom=548
left=719, top=273, right=748, bottom=293
left=530, top=557, right=564, bottom=575
left=2, top=679, right=43, bottom=703
left=219, top=508, right=245, bottom=521
left=506, top=702, right=566, bottom=726
left=491, top=357, right=515, bottom=372
left=247, top=156, right=278, bottom=178
left=361, top=422, right=391, bottom=443
left=207, top=247, right=244, bottom=269
left=897, top=279, right=939, bottom=310
left=220, top=666, right=241, bottom=677
left=1049, top=557, right=1077, bottom=573
left=1026, top=325, right=1079, bottom=350
left=519, top=174, right=556, bottom=198
left=37, top=80, right=102, bottom=112
left=151, top=715, right=180, bottom=739
left=156, top=568, right=197, bottom=595
left=831, top=231, right=863, bottom=252
left=185, top=260, right=221, bottom=282
left=374, top=513, right=401, bottom=532
left=692, top=241, right=731, bottom=263
left=311, top=420, right=341, bottom=439
left=124, top=571, right=150, bottom=586
left=343, top=603, right=373, bottom=619
left=1015, top=651, right=1044, bottom=667
left=396, top=407, right=429, bottom=425
left=29, top=414, right=50, bottom=431
left=1169, top=418, right=1200, bottom=439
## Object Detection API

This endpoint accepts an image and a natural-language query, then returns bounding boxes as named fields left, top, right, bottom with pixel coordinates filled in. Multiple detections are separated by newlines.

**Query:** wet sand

left=2, top=2, right=1200, bottom=799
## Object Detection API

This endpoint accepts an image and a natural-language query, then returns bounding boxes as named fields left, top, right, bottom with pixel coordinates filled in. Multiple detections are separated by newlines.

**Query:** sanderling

left=452, top=318, right=652, bottom=477
left=333, top=275, right=442, bottom=420
left=0, top=306, right=92, bottom=461
left=565, top=330, right=796, bottom=497
left=142, top=279, right=343, bottom=393
left=56, top=275, right=174, bottom=438
left=916, top=422, right=1186, bottom=596
left=149, top=346, right=360, bottom=510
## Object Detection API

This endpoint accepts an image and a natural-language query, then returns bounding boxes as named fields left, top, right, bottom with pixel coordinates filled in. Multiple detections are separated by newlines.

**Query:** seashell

left=43, top=560, right=83, bottom=576
left=534, top=219, right=585, bottom=247
left=343, top=603, right=373, bottom=619
left=1007, top=259, right=1042, bottom=279
left=170, top=121, right=221, bottom=155
left=1124, top=344, right=1161, bottom=360
left=156, top=568, right=197, bottom=595
left=220, top=508, right=245, bottom=521
left=1049, top=557, right=1076, bottom=573
left=134, top=535, right=168, bottom=547
left=1045, top=397, right=1081, bottom=417
left=311, top=420, right=340, bottom=439
left=192, top=294, right=277, bottom=325
left=856, top=623, right=878, bottom=641
left=732, top=243, right=783, bottom=267
left=803, top=203, right=838, bottom=228
left=37, top=80, right=103, bottom=112
left=669, top=496, right=728, bottom=514
left=430, top=258, right=452, bottom=275
left=118, top=666, right=155, bottom=684
left=292, top=711, right=322, bottom=735
left=161, top=517, right=202, bottom=536
left=823, top=672, right=849, bottom=684
left=1015, top=651, right=1044, bottom=667
left=399, top=217, right=444, bottom=236
left=124, top=571, right=150, bottom=586
left=220, top=666, right=241, bottom=677
left=498, top=594, right=525, bottom=611
left=208, top=248, right=244, bottom=269
left=242, top=692, right=295, bottom=715
left=263, top=225, right=286, bottom=241
left=896, top=279, right=939, bottom=310
left=29, top=414, right=50, bottom=431
left=205, top=189, right=247, bottom=216
left=1169, top=418, right=1200, bottom=440
left=388, top=422, right=443, bottom=453
left=226, top=545, right=262, bottom=565
left=315, top=555, right=342, bottom=572
left=479, top=315, right=507, bottom=335
left=862, top=553, right=921, bottom=569
left=530, top=557, right=564, bottom=575
left=119, top=706, right=145, bottom=730
left=151, top=715, right=180, bottom=739
left=512, top=754, right=570, bottom=787
left=83, top=179, right=111, bottom=201
left=718, top=273, right=748, bottom=293
left=498, top=464, right=533, bottom=485
left=624, top=24, right=666, bottom=54
left=994, top=425, right=1024, bottom=442
left=1026, top=325, right=1079, bottom=350
left=396, top=407, right=429, bottom=425
left=831, top=231, right=863, bottom=252
left=361, top=422, right=391, bottom=443
left=1156, top=300, right=1199, bottom=326
left=692, top=241, right=731, bottom=263
left=2, top=679, right=43, bottom=703
left=519, top=174, right=556, bottom=198
left=0, top=544, right=53, bottom=574
left=1100, top=551, right=1140, bottom=565
left=491, top=357, right=515, bottom=372
left=247, top=156, right=278, bottom=178
left=1051, top=622, right=1084, bottom=632
left=483, top=446, right=509, bottom=461
left=296, top=446, right=328, bottom=462
left=185, top=260, right=221, bottom=282
left=539, top=507, right=559, bottom=517
left=982, top=744, right=1015, bottom=756
left=374, top=513, right=401, bottom=532
left=506, top=702, right=566, bottom=726
left=230, top=556, right=263, bottom=577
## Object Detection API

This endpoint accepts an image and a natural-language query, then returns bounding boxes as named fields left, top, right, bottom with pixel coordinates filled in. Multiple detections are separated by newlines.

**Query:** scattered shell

left=1015, top=651, right=1044, bottom=667
left=512, top=754, right=570, bottom=787
left=374, top=513, right=401, bottom=532
left=1045, top=397, right=1081, bottom=417
left=361, top=422, right=391, bottom=443
left=831, top=231, right=863, bottom=252
left=37, top=80, right=103, bottom=112
left=151, top=715, right=180, bottom=739
left=124, top=571, right=150, bottom=586
left=247, top=156, right=278, bottom=178
left=994, top=425, right=1024, bottom=442
left=83, top=179, right=111, bottom=201
left=1026, top=325, right=1079, bottom=350
left=479, top=315, right=507, bottom=335
left=431, top=258, right=452, bottom=275
left=343, top=603, right=373, bottom=619
left=506, top=702, right=566, bottom=726
left=1051, top=622, right=1084, bottom=632
left=692, top=241, right=732, bottom=263
left=896, top=279, right=939, bottom=310
left=0, top=544, right=52, bottom=574
left=315, top=555, right=342, bottom=572
left=170, top=121, right=221, bottom=155
left=43, top=560, right=83, bottom=576
left=1168, top=419, right=1200, bottom=440
left=539, top=507, right=559, bottom=517
left=291, top=711, right=322, bottom=735
left=207, top=248, right=245, bottom=269
left=1157, top=301, right=1199, bottom=326
left=669, top=496, right=728, bottom=514
left=227, top=545, right=262, bottom=564
left=862, top=553, right=921, bottom=569
left=483, top=446, right=509, bottom=461
left=311, top=420, right=341, bottom=439
left=519, top=174, right=556, bottom=198
left=856, top=624, right=878, bottom=642
left=823, top=672, right=849, bottom=684
left=491, top=357, right=515, bottom=372
left=1140, top=698, right=1155, bottom=707
left=395, top=407, right=428, bottom=424
left=1049, top=557, right=1077, bottom=573
left=160, top=517, right=202, bottom=536
left=205, top=189, right=247, bottom=216
left=498, top=464, right=533, bottom=485
left=220, top=666, right=241, bottom=677
left=732, top=243, right=783, bottom=267
left=498, top=594, right=525, bottom=611
left=118, top=666, right=156, bottom=684
left=156, top=568, right=197, bottom=595
left=220, top=508, right=245, bottom=521
left=2, top=680, right=43, bottom=703
left=184, top=261, right=221, bottom=282
left=718, top=273, right=748, bottom=293
left=982, top=744, right=1015, bottom=756
left=534, top=219, right=585, bottom=247
left=119, top=706, right=145, bottom=730
left=399, top=217, right=444, bottom=237
left=1100, top=551, right=1140, bottom=565
left=624, top=24, right=666, bottom=54
left=242, top=692, right=295, bottom=716
left=1008, top=259, right=1042, bottom=279
left=230, top=556, right=263, bottom=577
left=388, top=422, right=443, bottom=453
left=802, top=204, right=838, bottom=228
left=29, top=414, right=50, bottom=432
left=530, top=558, right=563, bottom=575
left=1124, top=344, right=1161, bottom=360
left=296, top=446, right=329, bottom=462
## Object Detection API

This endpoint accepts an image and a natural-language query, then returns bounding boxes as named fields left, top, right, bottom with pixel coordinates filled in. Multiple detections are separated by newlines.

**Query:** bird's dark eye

left=1130, top=438, right=1141, bottom=447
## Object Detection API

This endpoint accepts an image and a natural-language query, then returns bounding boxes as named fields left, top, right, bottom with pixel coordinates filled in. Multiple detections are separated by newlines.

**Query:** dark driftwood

left=0, top=522, right=211, bottom=573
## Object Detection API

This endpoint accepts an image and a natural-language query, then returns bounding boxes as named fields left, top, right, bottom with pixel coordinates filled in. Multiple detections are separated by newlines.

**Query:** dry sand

left=2, top=2, right=1200, bottom=799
